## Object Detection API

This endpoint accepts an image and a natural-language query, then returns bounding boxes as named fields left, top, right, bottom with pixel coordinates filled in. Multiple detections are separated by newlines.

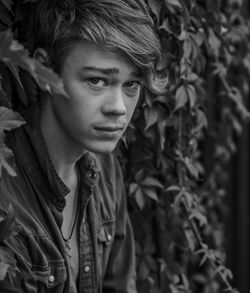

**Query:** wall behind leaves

left=0, top=0, right=249, bottom=292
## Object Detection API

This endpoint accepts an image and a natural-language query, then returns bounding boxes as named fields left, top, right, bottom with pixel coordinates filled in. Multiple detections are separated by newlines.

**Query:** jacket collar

left=9, top=102, right=100, bottom=209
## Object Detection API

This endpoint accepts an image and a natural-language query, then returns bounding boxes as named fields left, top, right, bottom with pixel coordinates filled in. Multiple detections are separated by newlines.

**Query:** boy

left=0, top=0, right=164, bottom=292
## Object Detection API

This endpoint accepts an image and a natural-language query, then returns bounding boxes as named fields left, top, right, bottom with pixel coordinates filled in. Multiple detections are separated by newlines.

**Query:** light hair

left=28, top=0, right=167, bottom=93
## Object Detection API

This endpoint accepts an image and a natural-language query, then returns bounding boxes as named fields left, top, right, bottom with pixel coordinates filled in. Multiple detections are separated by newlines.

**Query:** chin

left=85, top=141, right=118, bottom=154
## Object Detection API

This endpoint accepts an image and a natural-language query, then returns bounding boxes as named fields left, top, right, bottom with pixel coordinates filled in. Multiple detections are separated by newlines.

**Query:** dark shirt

left=0, top=107, right=137, bottom=293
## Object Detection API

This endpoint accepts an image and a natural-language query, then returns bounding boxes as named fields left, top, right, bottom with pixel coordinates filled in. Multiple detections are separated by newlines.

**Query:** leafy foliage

left=0, top=107, right=25, bottom=176
left=0, top=0, right=249, bottom=292
left=118, top=0, right=250, bottom=292
left=0, top=204, right=21, bottom=281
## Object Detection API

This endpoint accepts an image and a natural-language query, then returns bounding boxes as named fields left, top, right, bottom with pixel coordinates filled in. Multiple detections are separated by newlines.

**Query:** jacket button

left=88, top=171, right=97, bottom=179
left=49, top=275, right=55, bottom=283
left=107, top=234, right=112, bottom=241
left=84, top=266, right=90, bottom=273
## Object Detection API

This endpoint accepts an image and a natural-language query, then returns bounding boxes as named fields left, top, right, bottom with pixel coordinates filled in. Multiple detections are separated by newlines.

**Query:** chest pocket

left=96, top=220, right=115, bottom=279
left=33, top=260, right=67, bottom=290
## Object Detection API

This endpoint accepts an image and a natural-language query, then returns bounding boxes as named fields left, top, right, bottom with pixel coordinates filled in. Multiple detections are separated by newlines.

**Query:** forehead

left=62, top=40, right=141, bottom=76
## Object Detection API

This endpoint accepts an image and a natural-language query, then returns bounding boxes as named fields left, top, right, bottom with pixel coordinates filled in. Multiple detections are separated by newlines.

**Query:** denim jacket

left=0, top=108, right=137, bottom=293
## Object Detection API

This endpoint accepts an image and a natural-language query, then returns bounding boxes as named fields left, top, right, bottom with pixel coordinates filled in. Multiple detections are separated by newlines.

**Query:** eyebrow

left=82, top=66, right=143, bottom=78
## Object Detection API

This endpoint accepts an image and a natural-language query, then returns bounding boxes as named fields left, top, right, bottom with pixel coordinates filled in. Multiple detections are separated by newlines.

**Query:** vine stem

left=177, top=109, right=237, bottom=293
left=181, top=197, right=235, bottom=292
left=219, top=75, right=232, bottom=94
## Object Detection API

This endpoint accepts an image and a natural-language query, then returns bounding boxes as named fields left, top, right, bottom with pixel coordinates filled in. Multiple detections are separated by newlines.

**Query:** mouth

left=94, top=126, right=125, bottom=139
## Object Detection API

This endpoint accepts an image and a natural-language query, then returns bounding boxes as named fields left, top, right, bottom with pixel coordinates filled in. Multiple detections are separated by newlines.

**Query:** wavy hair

left=29, top=0, right=167, bottom=93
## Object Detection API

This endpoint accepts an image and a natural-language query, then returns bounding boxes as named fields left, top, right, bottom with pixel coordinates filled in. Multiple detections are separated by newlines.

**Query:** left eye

left=87, top=78, right=107, bottom=87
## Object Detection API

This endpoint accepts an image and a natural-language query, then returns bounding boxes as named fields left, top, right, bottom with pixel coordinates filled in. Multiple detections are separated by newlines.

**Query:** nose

left=101, top=87, right=126, bottom=116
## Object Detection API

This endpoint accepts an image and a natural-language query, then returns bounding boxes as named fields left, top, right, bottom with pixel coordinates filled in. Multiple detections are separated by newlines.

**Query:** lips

left=94, top=125, right=125, bottom=139
left=94, top=126, right=124, bottom=131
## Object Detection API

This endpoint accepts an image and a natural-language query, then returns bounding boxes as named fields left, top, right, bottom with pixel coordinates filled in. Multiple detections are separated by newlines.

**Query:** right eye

left=87, top=78, right=108, bottom=88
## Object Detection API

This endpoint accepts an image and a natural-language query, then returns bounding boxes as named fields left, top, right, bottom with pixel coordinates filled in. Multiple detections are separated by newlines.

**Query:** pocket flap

left=33, top=260, right=67, bottom=288
left=97, top=222, right=114, bottom=246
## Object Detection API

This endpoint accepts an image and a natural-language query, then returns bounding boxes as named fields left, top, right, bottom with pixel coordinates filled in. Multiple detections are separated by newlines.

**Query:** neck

left=40, top=95, right=85, bottom=187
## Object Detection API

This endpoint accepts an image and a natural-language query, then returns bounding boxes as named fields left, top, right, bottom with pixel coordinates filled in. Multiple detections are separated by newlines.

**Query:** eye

left=124, top=81, right=142, bottom=89
left=87, top=78, right=108, bottom=88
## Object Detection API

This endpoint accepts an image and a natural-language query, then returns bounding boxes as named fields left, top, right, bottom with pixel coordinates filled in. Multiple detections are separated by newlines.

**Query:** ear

left=33, top=48, right=51, bottom=91
left=33, top=48, right=50, bottom=66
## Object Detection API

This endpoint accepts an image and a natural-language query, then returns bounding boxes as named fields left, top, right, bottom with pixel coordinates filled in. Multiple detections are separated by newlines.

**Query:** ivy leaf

left=183, top=157, right=199, bottom=178
left=159, top=19, right=173, bottom=34
left=173, top=190, right=184, bottom=212
left=135, top=187, right=146, bottom=210
left=212, top=62, right=227, bottom=77
left=141, top=177, right=164, bottom=188
left=142, top=187, right=159, bottom=202
left=0, top=205, right=21, bottom=241
left=147, top=0, right=162, bottom=24
left=195, top=244, right=210, bottom=266
left=1, top=0, right=13, bottom=12
left=199, top=251, right=209, bottom=266
left=166, top=185, right=181, bottom=192
left=169, top=284, right=179, bottom=293
left=0, top=262, right=9, bottom=281
left=184, top=228, right=196, bottom=252
left=0, top=245, right=19, bottom=282
left=194, top=29, right=205, bottom=47
left=0, top=31, right=22, bottom=86
left=0, top=107, right=25, bottom=176
left=144, top=107, right=158, bottom=130
left=231, top=115, right=242, bottom=135
left=195, top=109, right=208, bottom=131
left=164, top=0, right=182, bottom=9
left=138, top=260, right=150, bottom=280
left=214, top=265, right=233, bottom=280
left=0, top=31, right=68, bottom=97
left=183, top=38, right=193, bottom=59
left=185, top=72, right=198, bottom=83
left=183, top=191, right=194, bottom=208
left=174, top=85, right=188, bottom=111
left=180, top=273, right=190, bottom=289
left=0, top=144, right=16, bottom=176
left=186, top=85, right=197, bottom=108
left=179, top=30, right=187, bottom=41
left=129, top=183, right=138, bottom=195
left=0, top=107, right=25, bottom=131
left=208, top=28, right=221, bottom=57
left=189, top=211, right=207, bottom=227
left=157, top=118, right=167, bottom=150
left=135, top=169, right=144, bottom=182
left=228, top=87, right=250, bottom=120
left=29, top=60, right=67, bottom=97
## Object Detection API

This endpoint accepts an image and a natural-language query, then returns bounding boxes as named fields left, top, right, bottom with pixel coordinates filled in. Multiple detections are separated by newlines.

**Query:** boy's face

left=49, top=41, right=143, bottom=154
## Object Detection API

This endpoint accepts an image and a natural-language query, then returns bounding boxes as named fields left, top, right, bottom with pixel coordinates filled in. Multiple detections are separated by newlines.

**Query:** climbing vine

left=119, top=0, right=250, bottom=292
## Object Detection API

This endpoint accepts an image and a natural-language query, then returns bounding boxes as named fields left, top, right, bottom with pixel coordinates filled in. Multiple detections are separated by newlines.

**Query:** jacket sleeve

left=102, top=157, right=137, bottom=293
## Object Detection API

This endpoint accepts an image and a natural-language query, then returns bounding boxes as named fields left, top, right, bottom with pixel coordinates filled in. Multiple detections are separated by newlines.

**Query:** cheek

left=125, top=97, right=139, bottom=119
